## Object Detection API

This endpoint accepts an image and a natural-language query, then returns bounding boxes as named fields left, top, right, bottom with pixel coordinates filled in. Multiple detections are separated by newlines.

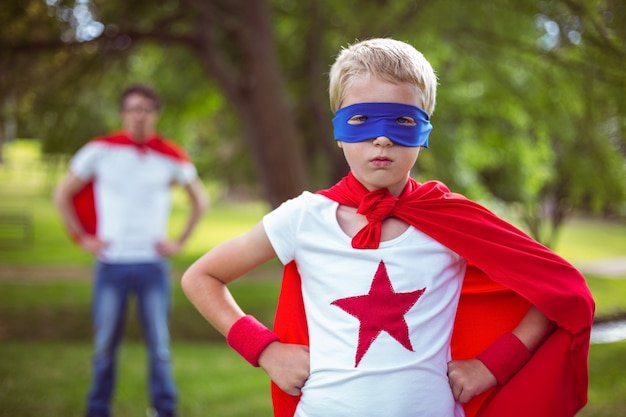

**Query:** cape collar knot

left=354, top=188, right=400, bottom=249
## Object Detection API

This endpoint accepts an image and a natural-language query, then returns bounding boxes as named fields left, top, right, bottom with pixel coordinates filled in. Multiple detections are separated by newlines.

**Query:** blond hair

left=329, top=38, right=437, bottom=115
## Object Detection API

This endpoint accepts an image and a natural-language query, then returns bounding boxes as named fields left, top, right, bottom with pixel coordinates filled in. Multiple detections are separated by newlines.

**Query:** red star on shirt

left=331, top=260, right=426, bottom=367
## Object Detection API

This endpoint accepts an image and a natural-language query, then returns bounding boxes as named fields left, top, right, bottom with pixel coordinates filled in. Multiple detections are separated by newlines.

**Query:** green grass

left=1, top=139, right=626, bottom=416
left=578, top=341, right=626, bottom=417
left=586, top=277, right=626, bottom=318
left=554, top=217, right=626, bottom=261
left=0, top=341, right=273, bottom=417
left=1, top=340, right=622, bottom=417
left=0, top=276, right=281, bottom=342
left=0, top=190, right=269, bottom=267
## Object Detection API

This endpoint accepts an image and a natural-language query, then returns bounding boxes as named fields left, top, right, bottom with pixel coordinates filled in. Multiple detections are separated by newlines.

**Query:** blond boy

left=182, top=39, right=593, bottom=417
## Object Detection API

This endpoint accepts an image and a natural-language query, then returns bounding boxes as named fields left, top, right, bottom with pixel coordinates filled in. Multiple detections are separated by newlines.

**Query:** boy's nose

left=373, top=136, right=394, bottom=147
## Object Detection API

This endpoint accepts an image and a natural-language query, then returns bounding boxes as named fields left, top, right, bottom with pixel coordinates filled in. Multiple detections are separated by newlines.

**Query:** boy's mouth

left=371, top=156, right=392, bottom=167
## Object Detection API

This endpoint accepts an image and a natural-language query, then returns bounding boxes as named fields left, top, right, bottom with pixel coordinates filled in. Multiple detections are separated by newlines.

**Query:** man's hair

left=119, top=83, right=163, bottom=111
left=328, top=38, right=437, bottom=115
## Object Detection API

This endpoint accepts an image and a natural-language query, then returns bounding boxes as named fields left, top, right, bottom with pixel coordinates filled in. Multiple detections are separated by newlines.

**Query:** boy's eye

left=396, top=116, right=417, bottom=126
left=346, top=115, right=416, bottom=125
left=348, top=115, right=368, bottom=125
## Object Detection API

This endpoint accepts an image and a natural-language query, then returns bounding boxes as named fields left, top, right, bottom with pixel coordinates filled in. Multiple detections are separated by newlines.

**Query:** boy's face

left=121, top=93, right=159, bottom=141
left=337, top=73, right=423, bottom=196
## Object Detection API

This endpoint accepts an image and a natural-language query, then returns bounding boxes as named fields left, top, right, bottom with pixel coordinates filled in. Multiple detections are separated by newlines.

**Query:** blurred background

left=1, top=0, right=625, bottom=416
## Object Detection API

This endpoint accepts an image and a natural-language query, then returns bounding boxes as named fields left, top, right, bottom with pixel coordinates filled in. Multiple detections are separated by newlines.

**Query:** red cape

left=271, top=173, right=594, bottom=417
left=70, top=132, right=190, bottom=242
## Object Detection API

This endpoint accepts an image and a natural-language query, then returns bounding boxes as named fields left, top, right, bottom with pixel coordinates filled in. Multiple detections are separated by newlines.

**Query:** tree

left=2, top=0, right=624, bottom=244
left=2, top=0, right=308, bottom=207
left=1, top=0, right=449, bottom=203
left=406, top=0, right=626, bottom=246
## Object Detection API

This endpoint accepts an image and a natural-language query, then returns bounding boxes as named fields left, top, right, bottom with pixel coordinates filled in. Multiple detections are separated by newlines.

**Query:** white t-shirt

left=71, top=139, right=197, bottom=263
left=263, top=192, right=467, bottom=417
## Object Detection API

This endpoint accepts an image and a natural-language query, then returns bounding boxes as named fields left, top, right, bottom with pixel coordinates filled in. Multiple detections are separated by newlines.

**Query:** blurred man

left=55, top=84, right=208, bottom=417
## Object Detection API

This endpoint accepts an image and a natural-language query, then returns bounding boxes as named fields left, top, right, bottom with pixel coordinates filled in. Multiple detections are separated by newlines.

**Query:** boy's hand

left=447, top=358, right=497, bottom=403
left=259, top=342, right=310, bottom=396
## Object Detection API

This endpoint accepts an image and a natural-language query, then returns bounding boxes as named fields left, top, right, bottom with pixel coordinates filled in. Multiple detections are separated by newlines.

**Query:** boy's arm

left=447, top=305, right=556, bottom=403
left=182, top=221, right=276, bottom=332
left=181, top=221, right=310, bottom=395
left=511, top=304, right=557, bottom=352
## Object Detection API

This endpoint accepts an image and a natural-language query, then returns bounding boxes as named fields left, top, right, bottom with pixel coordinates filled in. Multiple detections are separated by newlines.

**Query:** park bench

left=0, top=209, right=33, bottom=247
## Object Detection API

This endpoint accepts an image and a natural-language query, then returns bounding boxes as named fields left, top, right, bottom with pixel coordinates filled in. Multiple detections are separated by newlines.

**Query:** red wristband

left=476, top=332, right=531, bottom=384
left=227, top=315, right=280, bottom=367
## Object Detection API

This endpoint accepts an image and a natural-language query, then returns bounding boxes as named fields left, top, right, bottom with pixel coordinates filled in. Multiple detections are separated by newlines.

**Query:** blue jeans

left=86, top=261, right=177, bottom=417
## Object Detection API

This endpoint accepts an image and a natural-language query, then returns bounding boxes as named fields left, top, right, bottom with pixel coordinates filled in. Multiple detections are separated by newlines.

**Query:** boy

left=182, top=39, right=593, bottom=417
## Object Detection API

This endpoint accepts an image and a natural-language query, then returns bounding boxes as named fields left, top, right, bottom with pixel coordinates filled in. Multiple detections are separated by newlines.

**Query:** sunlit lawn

left=0, top=341, right=273, bottom=417
left=1, top=277, right=625, bottom=417
left=1, top=214, right=624, bottom=417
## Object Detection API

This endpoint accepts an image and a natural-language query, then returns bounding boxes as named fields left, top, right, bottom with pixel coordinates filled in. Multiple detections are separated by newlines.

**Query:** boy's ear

left=337, top=141, right=343, bottom=149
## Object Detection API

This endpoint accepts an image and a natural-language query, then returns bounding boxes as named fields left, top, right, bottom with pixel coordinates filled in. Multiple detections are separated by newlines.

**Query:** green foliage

left=2, top=0, right=625, bottom=240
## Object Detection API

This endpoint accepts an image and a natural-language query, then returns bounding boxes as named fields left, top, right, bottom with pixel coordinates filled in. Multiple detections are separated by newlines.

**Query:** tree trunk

left=194, top=0, right=308, bottom=207
left=236, top=2, right=308, bottom=207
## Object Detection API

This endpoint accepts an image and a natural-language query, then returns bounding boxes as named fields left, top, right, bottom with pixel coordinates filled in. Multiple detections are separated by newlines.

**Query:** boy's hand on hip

left=259, top=342, right=310, bottom=396
left=447, top=358, right=497, bottom=403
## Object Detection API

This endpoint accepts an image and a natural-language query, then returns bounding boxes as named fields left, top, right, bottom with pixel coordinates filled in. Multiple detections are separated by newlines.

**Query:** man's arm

left=53, top=171, right=108, bottom=255
left=156, top=177, right=209, bottom=257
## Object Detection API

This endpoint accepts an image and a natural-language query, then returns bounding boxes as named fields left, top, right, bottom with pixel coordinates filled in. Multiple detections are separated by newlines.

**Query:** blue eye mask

left=333, top=102, right=432, bottom=147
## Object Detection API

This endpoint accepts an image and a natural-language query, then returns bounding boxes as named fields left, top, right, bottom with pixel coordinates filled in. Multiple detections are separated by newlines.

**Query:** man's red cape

left=270, top=173, right=594, bottom=417
left=70, top=132, right=190, bottom=242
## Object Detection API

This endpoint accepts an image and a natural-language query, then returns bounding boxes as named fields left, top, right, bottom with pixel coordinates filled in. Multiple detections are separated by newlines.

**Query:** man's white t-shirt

left=264, top=192, right=467, bottom=417
left=71, top=139, right=197, bottom=263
